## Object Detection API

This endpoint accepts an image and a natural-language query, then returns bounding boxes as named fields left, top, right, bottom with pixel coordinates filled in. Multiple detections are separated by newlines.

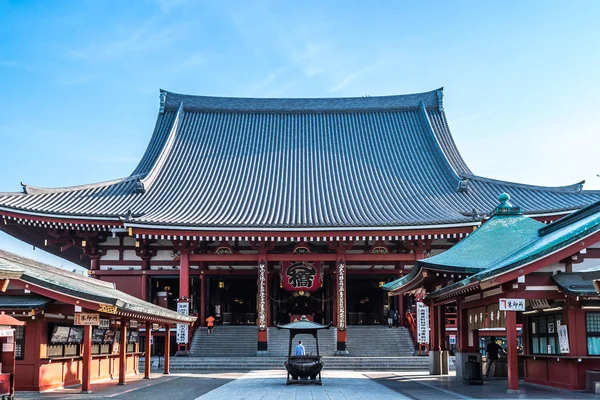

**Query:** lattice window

left=586, top=313, right=600, bottom=355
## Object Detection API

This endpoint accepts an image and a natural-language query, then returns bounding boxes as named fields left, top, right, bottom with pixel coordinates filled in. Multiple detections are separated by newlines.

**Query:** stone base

left=256, top=351, right=270, bottom=357
left=334, top=350, right=349, bottom=356
left=429, top=351, right=441, bottom=375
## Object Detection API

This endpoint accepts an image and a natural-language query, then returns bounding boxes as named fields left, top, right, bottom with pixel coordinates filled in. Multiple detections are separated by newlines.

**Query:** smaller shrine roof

left=552, top=272, right=600, bottom=297
left=0, top=250, right=196, bottom=324
left=426, top=197, right=600, bottom=300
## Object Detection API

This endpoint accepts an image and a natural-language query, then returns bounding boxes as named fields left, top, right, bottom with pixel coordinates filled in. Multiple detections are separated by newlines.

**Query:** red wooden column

left=257, top=260, right=268, bottom=352
left=506, top=310, right=519, bottom=392
left=180, top=250, right=190, bottom=300
left=81, top=324, right=92, bottom=393
left=118, top=319, right=128, bottom=385
left=398, top=294, right=405, bottom=326
left=144, top=321, right=151, bottom=379
left=335, top=257, right=348, bottom=355
left=199, top=272, right=206, bottom=326
left=163, top=324, right=171, bottom=375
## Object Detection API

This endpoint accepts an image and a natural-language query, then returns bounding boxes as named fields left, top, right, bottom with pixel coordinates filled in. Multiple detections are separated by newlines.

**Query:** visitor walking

left=393, top=309, right=399, bottom=328
left=206, top=315, right=215, bottom=335
left=387, top=309, right=393, bottom=328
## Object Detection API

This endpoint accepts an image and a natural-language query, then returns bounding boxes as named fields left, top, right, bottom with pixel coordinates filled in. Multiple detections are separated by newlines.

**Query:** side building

left=0, top=88, right=598, bottom=354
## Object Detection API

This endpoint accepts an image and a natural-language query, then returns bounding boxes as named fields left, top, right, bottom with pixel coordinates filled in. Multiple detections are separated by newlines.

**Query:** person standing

left=206, top=315, right=215, bottom=335
left=295, top=340, right=305, bottom=356
left=387, top=309, right=393, bottom=328
left=393, top=309, right=399, bottom=328
left=486, top=336, right=506, bottom=377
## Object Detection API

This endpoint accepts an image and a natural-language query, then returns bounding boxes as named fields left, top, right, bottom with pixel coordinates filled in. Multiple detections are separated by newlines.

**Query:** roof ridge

left=418, top=101, right=461, bottom=180
left=460, top=173, right=589, bottom=193
left=539, top=199, right=600, bottom=236
left=138, top=102, right=184, bottom=193
left=19, top=174, right=143, bottom=195
left=160, top=88, right=444, bottom=113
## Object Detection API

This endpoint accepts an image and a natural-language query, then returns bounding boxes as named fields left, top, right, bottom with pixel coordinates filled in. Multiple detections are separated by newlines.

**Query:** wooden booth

left=0, top=250, right=196, bottom=393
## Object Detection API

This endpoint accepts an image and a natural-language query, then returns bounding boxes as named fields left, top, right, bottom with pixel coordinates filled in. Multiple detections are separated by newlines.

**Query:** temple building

left=385, top=195, right=600, bottom=391
left=0, top=88, right=599, bottom=355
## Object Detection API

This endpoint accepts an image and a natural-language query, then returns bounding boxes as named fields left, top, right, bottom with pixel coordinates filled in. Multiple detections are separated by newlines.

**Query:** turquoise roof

left=428, top=200, right=600, bottom=299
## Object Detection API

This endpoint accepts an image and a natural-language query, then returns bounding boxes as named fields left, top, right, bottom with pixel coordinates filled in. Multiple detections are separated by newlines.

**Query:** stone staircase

left=346, top=326, right=415, bottom=356
left=188, top=325, right=415, bottom=358
left=140, top=356, right=430, bottom=371
left=267, top=326, right=338, bottom=356
left=189, top=325, right=257, bottom=357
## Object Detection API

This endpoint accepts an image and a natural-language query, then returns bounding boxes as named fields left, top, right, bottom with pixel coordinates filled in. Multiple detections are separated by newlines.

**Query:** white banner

left=558, top=324, right=570, bottom=353
left=176, top=302, right=190, bottom=344
left=416, top=302, right=429, bottom=344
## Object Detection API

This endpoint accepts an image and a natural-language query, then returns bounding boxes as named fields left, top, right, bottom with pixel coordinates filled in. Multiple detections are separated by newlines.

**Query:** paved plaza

left=15, top=369, right=600, bottom=399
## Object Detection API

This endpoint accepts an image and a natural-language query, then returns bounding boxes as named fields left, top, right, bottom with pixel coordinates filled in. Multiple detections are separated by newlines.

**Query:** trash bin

left=585, top=370, right=600, bottom=392
left=463, top=355, right=483, bottom=385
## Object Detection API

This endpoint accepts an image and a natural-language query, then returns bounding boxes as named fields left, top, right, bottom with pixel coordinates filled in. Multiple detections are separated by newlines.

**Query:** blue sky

left=0, top=0, right=598, bottom=269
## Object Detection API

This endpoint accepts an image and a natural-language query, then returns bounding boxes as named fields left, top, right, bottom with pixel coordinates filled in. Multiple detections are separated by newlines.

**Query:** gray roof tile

left=0, top=89, right=598, bottom=229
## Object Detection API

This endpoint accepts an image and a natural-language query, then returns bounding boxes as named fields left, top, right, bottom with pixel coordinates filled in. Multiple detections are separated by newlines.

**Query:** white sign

left=176, top=301, right=190, bottom=344
left=558, top=325, right=570, bottom=353
left=129, top=320, right=139, bottom=329
left=0, top=329, right=13, bottom=337
left=499, top=298, right=525, bottom=311
left=449, top=335, right=456, bottom=345
left=416, top=302, right=430, bottom=344
left=99, top=319, right=110, bottom=329
left=258, top=262, right=267, bottom=330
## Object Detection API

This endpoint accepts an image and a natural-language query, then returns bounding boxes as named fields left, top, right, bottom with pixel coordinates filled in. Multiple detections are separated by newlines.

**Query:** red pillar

left=440, top=306, right=447, bottom=350
left=118, top=319, right=127, bottom=385
left=163, top=324, right=171, bottom=375
left=506, top=310, right=518, bottom=391
left=199, top=273, right=206, bottom=326
left=398, top=295, right=405, bottom=326
left=144, top=321, right=151, bottom=379
left=180, top=251, right=190, bottom=300
left=81, top=324, right=92, bottom=393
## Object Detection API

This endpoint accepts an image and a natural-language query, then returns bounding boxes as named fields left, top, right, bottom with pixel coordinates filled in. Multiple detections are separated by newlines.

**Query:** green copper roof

left=382, top=268, right=420, bottom=292
left=429, top=199, right=600, bottom=300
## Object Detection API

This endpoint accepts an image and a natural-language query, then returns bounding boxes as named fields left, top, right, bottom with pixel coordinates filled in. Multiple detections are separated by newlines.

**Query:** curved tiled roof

left=0, top=89, right=599, bottom=230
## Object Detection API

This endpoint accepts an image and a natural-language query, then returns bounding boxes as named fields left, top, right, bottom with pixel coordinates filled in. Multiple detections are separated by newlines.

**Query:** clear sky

left=0, top=0, right=598, bottom=269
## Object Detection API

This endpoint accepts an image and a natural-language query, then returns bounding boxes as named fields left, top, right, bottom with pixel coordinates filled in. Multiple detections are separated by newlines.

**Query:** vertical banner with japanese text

left=176, top=301, right=189, bottom=344
left=337, top=262, right=346, bottom=331
left=417, top=302, right=430, bottom=344
left=258, top=262, right=267, bottom=330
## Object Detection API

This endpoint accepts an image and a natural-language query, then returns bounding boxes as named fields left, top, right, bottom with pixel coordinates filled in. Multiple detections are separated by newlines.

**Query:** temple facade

left=1, top=88, right=599, bottom=354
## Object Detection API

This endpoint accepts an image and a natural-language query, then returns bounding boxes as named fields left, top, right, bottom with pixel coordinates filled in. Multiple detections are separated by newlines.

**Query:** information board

left=416, top=302, right=429, bottom=344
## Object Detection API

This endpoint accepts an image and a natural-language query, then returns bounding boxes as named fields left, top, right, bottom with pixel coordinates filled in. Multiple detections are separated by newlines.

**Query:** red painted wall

left=99, top=275, right=144, bottom=299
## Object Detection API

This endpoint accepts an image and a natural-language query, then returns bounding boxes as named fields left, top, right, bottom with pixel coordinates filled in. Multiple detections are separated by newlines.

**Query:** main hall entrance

left=207, top=276, right=256, bottom=325
left=346, top=275, right=391, bottom=325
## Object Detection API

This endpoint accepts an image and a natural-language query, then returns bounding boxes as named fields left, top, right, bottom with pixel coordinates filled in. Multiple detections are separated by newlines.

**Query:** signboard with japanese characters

left=281, top=261, right=321, bottom=292
left=99, top=319, right=110, bottom=329
left=74, top=313, right=100, bottom=326
left=176, top=302, right=189, bottom=344
left=499, top=298, right=525, bottom=311
left=416, top=302, right=429, bottom=344
left=129, top=320, right=139, bottom=329
left=558, top=324, right=570, bottom=353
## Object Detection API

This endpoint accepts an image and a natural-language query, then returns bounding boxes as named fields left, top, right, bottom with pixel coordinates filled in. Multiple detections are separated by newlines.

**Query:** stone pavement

left=194, top=370, right=410, bottom=399
left=16, top=370, right=600, bottom=399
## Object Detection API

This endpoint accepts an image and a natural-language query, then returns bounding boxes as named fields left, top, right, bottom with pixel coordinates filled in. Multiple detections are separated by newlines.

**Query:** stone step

left=140, top=356, right=432, bottom=371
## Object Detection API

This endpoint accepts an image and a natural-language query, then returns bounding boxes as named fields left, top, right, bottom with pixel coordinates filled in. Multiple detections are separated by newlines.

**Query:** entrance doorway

left=209, top=276, right=256, bottom=325
left=346, top=276, right=389, bottom=325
